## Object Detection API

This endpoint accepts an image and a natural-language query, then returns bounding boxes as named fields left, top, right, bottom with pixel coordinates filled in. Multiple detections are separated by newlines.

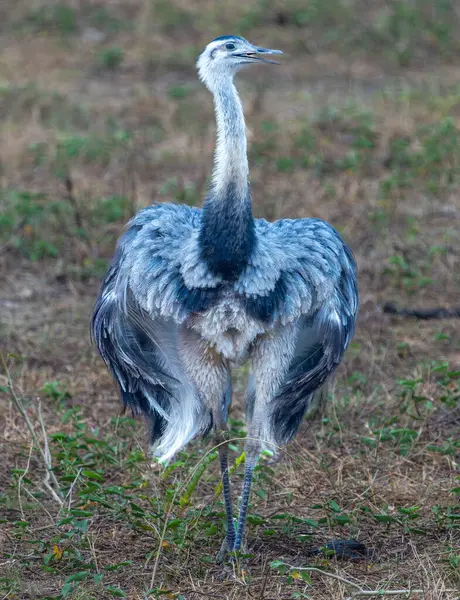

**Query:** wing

left=237, top=218, right=354, bottom=326
left=112, top=203, right=224, bottom=322
left=270, top=275, right=358, bottom=446
left=91, top=203, right=216, bottom=462
left=246, top=218, right=359, bottom=446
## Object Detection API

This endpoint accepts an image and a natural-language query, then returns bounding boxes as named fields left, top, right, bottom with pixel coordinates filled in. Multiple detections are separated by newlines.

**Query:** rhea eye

left=225, top=43, right=235, bottom=50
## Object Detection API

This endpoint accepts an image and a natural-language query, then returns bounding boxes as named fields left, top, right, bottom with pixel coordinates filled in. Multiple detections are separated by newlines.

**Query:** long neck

left=199, top=77, right=255, bottom=280
left=212, top=81, right=249, bottom=197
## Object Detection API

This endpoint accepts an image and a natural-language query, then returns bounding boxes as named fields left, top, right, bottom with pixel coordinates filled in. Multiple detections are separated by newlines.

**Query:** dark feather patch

left=202, top=410, right=214, bottom=439
left=243, top=273, right=287, bottom=322
left=199, top=183, right=256, bottom=280
left=272, top=391, right=313, bottom=445
left=175, top=276, right=222, bottom=314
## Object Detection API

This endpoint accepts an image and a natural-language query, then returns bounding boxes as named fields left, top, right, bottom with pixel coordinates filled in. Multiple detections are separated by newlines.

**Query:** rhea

left=92, top=36, right=358, bottom=558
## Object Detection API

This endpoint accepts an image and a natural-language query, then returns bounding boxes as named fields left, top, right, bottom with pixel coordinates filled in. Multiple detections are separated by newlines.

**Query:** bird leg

left=177, top=328, right=234, bottom=561
left=233, top=440, right=260, bottom=552
left=232, top=325, right=295, bottom=553
left=216, top=426, right=236, bottom=556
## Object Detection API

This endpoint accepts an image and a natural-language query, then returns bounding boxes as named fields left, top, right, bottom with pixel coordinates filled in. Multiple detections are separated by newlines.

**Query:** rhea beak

left=235, top=47, right=283, bottom=64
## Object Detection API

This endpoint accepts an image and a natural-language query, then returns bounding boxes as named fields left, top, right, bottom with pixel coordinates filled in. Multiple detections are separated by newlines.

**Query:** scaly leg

left=215, top=435, right=236, bottom=563
left=215, top=416, right=236, bottom=562
left=233, top=442, right=259, bottom=551
left=219, top=441, right=236, bottom=550
left=215, top=378, right=236, bottom=562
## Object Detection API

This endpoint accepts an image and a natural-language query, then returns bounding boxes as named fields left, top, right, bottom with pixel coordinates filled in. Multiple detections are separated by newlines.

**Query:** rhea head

left=197, top=35, right=282, bottom=91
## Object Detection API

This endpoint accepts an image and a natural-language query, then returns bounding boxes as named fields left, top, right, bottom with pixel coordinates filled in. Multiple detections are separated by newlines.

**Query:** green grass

left=11, top=3, right=129, bottom=37
left=1, top=354, right=459, bottom=599
left=0, top=188, right=133, bottom=275
left=0, top=85, right=90, bottom=130
left=233, top=0, right=460, bottom=65
left=96, top=48, right=125, bottom=72
left=9, top=0, right=460, bottom=67
left=16, top=4, right=78, bottom=36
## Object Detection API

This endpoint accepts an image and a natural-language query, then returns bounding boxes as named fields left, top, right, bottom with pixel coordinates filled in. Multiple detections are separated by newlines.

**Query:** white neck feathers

left=210, top=78, right=249, bottom=199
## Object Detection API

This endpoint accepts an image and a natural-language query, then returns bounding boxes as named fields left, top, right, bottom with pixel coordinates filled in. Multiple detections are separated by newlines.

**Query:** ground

left=0, top=1, right=459, bottom=599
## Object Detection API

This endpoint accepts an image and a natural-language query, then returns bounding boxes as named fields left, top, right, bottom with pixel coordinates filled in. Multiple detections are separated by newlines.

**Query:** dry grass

left=0, top=1, right=459, bottom=599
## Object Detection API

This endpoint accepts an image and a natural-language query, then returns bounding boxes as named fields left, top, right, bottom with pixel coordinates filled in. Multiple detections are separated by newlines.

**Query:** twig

left=1, top=353, right=63, bottom=504
left=65, top=176, right=83, bottom=230
left=36, top=401, right=65, bottom=505
left=345, top=590, right=456, bottom=598
left=278, top=563, right=455, bottom=598
left=63, top=468, right=83, bottom=513
left=259, top=562, right=270, bottom=600
left=345, top=591, right=424, bottom=598
left=280, top=564, right=362, bottom=591
left=43, top=480, right=64, bottom=505
left=88, top=534, right=100, bottom=575
left=178, top=591, right=225, bottom=599
left=37, top=401, right=51, bottom=468
left=17, top=442, right=34, bottom=521
left=383, top=303, right=460, bottom=320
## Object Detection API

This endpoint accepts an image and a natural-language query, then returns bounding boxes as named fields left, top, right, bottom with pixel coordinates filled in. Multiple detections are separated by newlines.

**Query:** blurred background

left=1, top=1, right=459, bottom=599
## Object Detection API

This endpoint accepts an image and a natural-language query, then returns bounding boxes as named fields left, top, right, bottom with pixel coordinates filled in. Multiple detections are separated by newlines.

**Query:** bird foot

left=215, top=536, right=249, bottom=565
left=215, top=544, right=251, bottom=581
left=216, top=537, right=231, bottom=564
left=216, top=521, right=238, bottom=564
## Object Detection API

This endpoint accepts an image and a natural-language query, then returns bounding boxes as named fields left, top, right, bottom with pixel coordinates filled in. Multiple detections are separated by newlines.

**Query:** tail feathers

left=121, top=388, right=168, bottom=444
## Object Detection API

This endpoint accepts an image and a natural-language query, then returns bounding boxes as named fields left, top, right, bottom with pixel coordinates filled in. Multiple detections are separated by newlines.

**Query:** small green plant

left=382, top=117, right=460, bottom=195
left=40, top=381, right=71, bottom=407
left=53, top=129, right=132, bottom=177
left=385, top=253, right=433, bottom=293
left=276, top=156, right=296, bottom=172
left=0, top=190, right=66, bottom=260
left=92, top=196, right=132, bottom=225
left=291, top=105, right=379, bottom=175
left=1, top=84, right=89, bottom=130
left=0, top=185, right=134, bottom=273
left=96, top=47, right=124, bottom=71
